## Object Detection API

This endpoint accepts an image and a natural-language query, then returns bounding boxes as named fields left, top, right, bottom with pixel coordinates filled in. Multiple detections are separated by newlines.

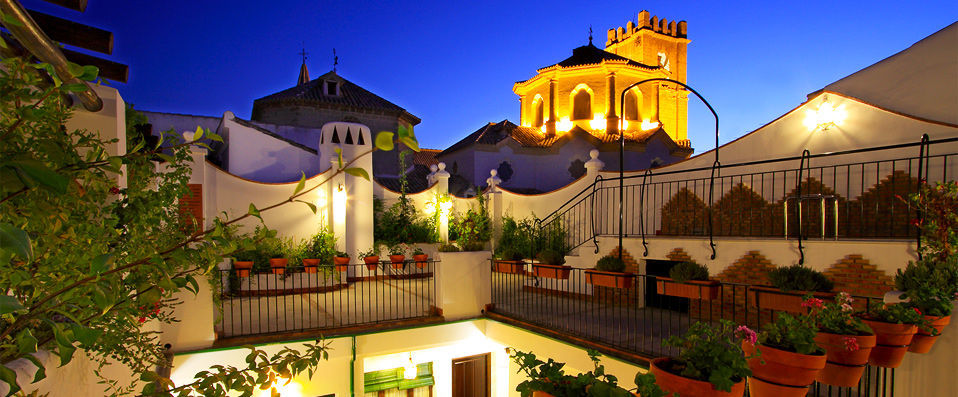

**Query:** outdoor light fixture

left=640, top=120, right=660, bottom=131
left=588, top=113, right=606, bottom=130
left=556, top=117, right=573, bottom=132
left=337, top=183, right=344, bottom=192
left=402, top=353, right=418, bottom=380
left=804, top=95, right=847, bottom=132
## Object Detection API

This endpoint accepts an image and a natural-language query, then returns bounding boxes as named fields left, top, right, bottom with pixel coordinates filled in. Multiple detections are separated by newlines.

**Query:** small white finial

left=430, top=164, right=438, bottom=172
left=183, top=131, right=195, bottom=141
left=490, top=169, right=498, bottom=176
left=589, top=149, right=600, bottom=159
left=437, top=162, right=446, bottom=171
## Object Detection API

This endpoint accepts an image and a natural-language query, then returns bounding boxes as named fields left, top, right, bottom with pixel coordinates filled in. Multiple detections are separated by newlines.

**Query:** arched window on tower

left=572, top=87, right=592, bottom=121
left=624, top=89, right=641, bottom=121
left=532, top=96, right=544, bottom=128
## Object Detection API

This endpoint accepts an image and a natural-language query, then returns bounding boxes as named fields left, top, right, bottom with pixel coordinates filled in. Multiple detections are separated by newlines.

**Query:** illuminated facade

left=439, top=10, right=693, bottom=193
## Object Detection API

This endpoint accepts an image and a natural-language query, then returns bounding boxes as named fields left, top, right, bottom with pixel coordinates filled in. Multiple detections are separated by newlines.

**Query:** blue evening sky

left=27, top=0, right=957, bottom=153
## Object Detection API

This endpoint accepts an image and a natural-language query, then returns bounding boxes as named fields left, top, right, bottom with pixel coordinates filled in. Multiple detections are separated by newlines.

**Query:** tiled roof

left=231, top=117, right=317, bottom=154
left=412, top=149, right=441, bottom=167
left=539, top=44, right=658, bottom=72
left=253, top=71, right=420, bottom=123
left=374, top=164, right=434, bottom=194
left=439, top=120, right=659, bottom=156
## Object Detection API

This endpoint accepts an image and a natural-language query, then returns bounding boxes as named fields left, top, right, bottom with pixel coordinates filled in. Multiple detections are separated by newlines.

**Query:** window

left=324, top=80, right=339, bottom=96
left=572, top=89, right=591, bottom=120
left=532, top=97, right=544, bottom=128
left=496, top=161, right=513, bottom=182
left=624, top=90, right=641, bottom=121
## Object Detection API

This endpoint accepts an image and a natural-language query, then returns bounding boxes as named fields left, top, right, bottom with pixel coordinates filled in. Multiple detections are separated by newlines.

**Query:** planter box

left=749, top=286, right=835, bottom=313
left=532, top=263, right=571, bottom=279
left=413, top=254, right=429, bottom=269
left=494, top=260, right=526, bottom=274
left=585, top=269, right=633, bottom=289
left=233, top=261, right=253, bottom=278
left=389, top=255, right=406, bottom=269
left=363, top=256, right=380, bottom=271
left=656, top=277, right=721, bottom=300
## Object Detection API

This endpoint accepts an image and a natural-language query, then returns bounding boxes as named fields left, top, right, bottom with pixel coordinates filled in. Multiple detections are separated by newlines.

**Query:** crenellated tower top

left=603, top=10, right=689, bottom=85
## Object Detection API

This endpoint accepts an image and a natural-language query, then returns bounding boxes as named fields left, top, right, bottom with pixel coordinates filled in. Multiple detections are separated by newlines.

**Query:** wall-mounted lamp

left=402, top=353, right=418, bottom=380
left=803, top=95, right=847, bottom=132
left=337, top=183, right=344, bottom=192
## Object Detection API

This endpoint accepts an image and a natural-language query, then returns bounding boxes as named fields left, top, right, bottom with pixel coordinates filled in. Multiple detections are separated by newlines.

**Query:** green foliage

left=387, top=243, right=408, bottom=256
left=495, top=216, right=536, bottom=259
left=299, top=229, right=337, bottom=264
left=895, top=255, right=958, bottom=316
left=510, top=349, right=658, bottom=397
left=663, top=320, right=755, bottom=392
left=758, top=312, right=822, bottom=355
left=334, top=250, right=349, bottom=258
left=373, top=196, right=437, bottom=245
left=536, top=249, right=565, bottom=266
left=866, top=301, right=936, bottom=334
left=450, top=192, right=491, bottom=251
left=495, top=247, right=524, bottom=261
left=805, top=293, right=872, bottom=335
left=357, top=245, right=381, bottom=259
left=768, top=264, right=834, bottom=292
left=537, top=219, right=571, bottom=256
left=595, top=255, right=625, bottom=272
left=412, top=247, right=425, bottom=256
left=906, top=181, right=958, bottom=261
left=668, top=261, right=709, bottom=282
left=437, top=243, right=460, bottom=252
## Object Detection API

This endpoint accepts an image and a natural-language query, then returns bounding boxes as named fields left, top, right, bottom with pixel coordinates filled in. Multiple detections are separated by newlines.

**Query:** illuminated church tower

left=513, top=10, right=690, bottom=147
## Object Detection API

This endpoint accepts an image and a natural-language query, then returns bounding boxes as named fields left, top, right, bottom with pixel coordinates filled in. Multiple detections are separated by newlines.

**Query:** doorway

left=451, top=353, right=490, bottom=397
left=645, top=259, right=690, bottom=312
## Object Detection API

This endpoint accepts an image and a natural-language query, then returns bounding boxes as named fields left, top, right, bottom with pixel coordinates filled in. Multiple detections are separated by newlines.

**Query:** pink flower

left=843, top=336, right=860, bottom=352
left=735, top=325, right=757, bottom=345
left=137, top=316, right=146, bottom=324
left=841, top=303, right=854, bottom=312
left=837, top=292, right=853, bottom=305
left=110, top=186, right=120, bottom=195
left=802, top=298, right=824, bottom=309
left=914, top=307, right=922, bottom=316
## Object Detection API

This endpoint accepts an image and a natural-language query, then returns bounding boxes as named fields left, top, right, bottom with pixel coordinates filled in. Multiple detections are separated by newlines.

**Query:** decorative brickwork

left=665, top=248, right=691, bottom=262
left=823, top=254, right=895, bottom=300
left=656, top=173, right=918, bottom=239
left=179, top=184, right=203, bottom=232
left=689, top=251, right=778, bottom=327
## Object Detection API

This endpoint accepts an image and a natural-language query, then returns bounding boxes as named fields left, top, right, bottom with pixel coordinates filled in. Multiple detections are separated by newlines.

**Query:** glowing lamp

left=588, top=113, right=606, bottom=130
left=402, top=354, right=418, bottom=380
left=640, top=120, right=660, bottom=131
left=621, top=120, right=629, bottom=130
left=556, top=117, right=573, bottom=133
left=804, top=96, right=847, bottom=132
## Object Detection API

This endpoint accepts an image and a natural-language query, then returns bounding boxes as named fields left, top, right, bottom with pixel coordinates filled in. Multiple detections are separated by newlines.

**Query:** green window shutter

left=364, top=363, right=434, bottom=392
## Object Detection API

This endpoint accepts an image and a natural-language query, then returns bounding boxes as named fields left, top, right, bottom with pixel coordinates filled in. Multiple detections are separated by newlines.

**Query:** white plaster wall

left=221, top=116, right=320, bottom=183
left=160, top=272, right=216, bottom=352
left=141, top=111, right=221, bottom=137
left=436, top=251, right=492, bottom=320
left=66, top=85, right=127, bottom=187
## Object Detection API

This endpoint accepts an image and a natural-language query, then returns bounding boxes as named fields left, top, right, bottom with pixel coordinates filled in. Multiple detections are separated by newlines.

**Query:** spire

left=588, top=25, right=593, bottom=45
left=297, top=47, right=309, bottom=85
left=333, top=48, right=338, bottom=73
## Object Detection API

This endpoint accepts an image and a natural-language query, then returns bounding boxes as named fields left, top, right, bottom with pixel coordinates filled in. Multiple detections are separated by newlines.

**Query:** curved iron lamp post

left=617, top=78, right=720, bottom=260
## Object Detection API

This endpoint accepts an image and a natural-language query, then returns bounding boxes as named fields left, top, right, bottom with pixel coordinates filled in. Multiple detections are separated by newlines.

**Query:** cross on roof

left=333, top=48, right=338, bottom=72
left=299, top=46, right=308, bottom=64
left=588, top=25, right=593, bottom=45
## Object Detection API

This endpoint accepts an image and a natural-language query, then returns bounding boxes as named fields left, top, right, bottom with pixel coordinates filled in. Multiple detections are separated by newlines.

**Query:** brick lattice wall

left=593, top=247, right=642, bottom=304
left=178, top=184, right=203, bottom=233
left=823, top=254, right=895, bottom=302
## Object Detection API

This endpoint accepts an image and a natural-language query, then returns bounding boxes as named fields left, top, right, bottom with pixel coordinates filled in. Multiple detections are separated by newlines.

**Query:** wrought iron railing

left=489, top=263, right=893, bottom=396
left=216, top=260, right=439, bottom=337
left=534, top=136, right=958, bottom=257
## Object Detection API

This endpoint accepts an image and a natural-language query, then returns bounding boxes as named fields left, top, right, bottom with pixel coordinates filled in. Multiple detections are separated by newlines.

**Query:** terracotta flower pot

left=650, top=357, right=745, bottom=397
left=389, top=255, right=406, bottom=269
left=363, top=256, right=380, bottom=270
left=333, top=256, right=350, bottom=271
left=743, top=341, right=826, bottom=390
left=413, top=254, right=429, bottom=268
left=656, top=277, right=721, bottom=300
left=749, top=286, right=835, bottom=313
left=908, top=315, right=950, bottom=353
left=269, top=258, right=288, bottom=275
left=494, top=260, right=525, bottom=274
left=585, top=269, right=633, bottom=289
left=813, top=331, right=877, bottom=387
left=747, top=378, right=809, bottom=397
left=233, top=261, right=253, bottom=278
left=302, top=258, right=320, bottom=273
left=532, top=263, right=571, bottom=279
left=861, top=318, right=917, bottom=367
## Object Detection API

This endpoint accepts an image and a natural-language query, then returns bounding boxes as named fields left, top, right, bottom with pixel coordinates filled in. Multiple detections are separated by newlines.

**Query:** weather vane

left=333, top=48, right=338, bottom=72
left=588, top=25, right=593, bottom=44
left=299, top=43, right=308, bottom=64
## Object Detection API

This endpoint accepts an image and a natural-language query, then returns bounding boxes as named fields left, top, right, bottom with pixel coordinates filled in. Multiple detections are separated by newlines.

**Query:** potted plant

left=438, top=243, right=460, bottom=252
left=388, top=243, right=407, bottom=269
left=805, top=293, right=876, bottom=387
left=359, top=246, right=381, bottom=271
left=533, top=249, right=571, bottom=280
left=750, top=264, right=834, bottom=313
left=656, top=260, right=721, bottom=300
left=301, top=231, right=335, bottom=273
left=493, top=247, right=526, bottom=274
left=743, top=312, right=826, bottom=397
left=893, top=256, right=957, bottom=353
left=859, top=301, right=929, bottom=367
left=651, top=320, right=754, bottom=397
left=333, top=250, right=350, bottom=272
left=585, top=255, right=632, bottom=289
left=232, top=251, right=255, bottom=278
left=264, top=240, right=288, bottom=275
left=510, top=348, right=666, bottom=397
left=412, top=247, right=429, bottom=269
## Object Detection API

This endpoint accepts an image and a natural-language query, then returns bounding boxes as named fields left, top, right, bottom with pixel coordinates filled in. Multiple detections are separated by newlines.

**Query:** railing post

left=916, top=133, right=930, bottom=259
left=487, top=169, right=503, bottom=252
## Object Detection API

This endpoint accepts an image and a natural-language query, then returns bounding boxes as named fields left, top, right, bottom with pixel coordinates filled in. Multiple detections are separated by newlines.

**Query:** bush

left=496, top=216, right=536, bottom=258
left=300, top=229, right=336, bottom=265
left=768, top=264, right=834, bottom=292
left=669, top=260, right=710, bottom=282
left=595, top=255, right=625, bottom=272
left=895, top=256, right=958, bottom=316
left=373, top=196, right=437, bottom=245
left=536, top=249, right=565, bottom=266
left=496, top=247, right=524, bottom=261
left=664, top=320, right=756, bottom=392
left=438, top=243, right=461, bottom=252
left=758, top=312, right=821, bottom=355
left=450, top=193, right=491, bottom=250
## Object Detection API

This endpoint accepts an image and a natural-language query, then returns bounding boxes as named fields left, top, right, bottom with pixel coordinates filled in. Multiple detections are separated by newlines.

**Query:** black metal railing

left=534, top=136, right=958, bottom=255
left=217, top=260, right=439, bottom=337
left=489, top=263, right=892, bottom=396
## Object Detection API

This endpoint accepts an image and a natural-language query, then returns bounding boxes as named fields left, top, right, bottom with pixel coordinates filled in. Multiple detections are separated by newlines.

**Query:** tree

left=0, top=56, right=414, bottom=396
